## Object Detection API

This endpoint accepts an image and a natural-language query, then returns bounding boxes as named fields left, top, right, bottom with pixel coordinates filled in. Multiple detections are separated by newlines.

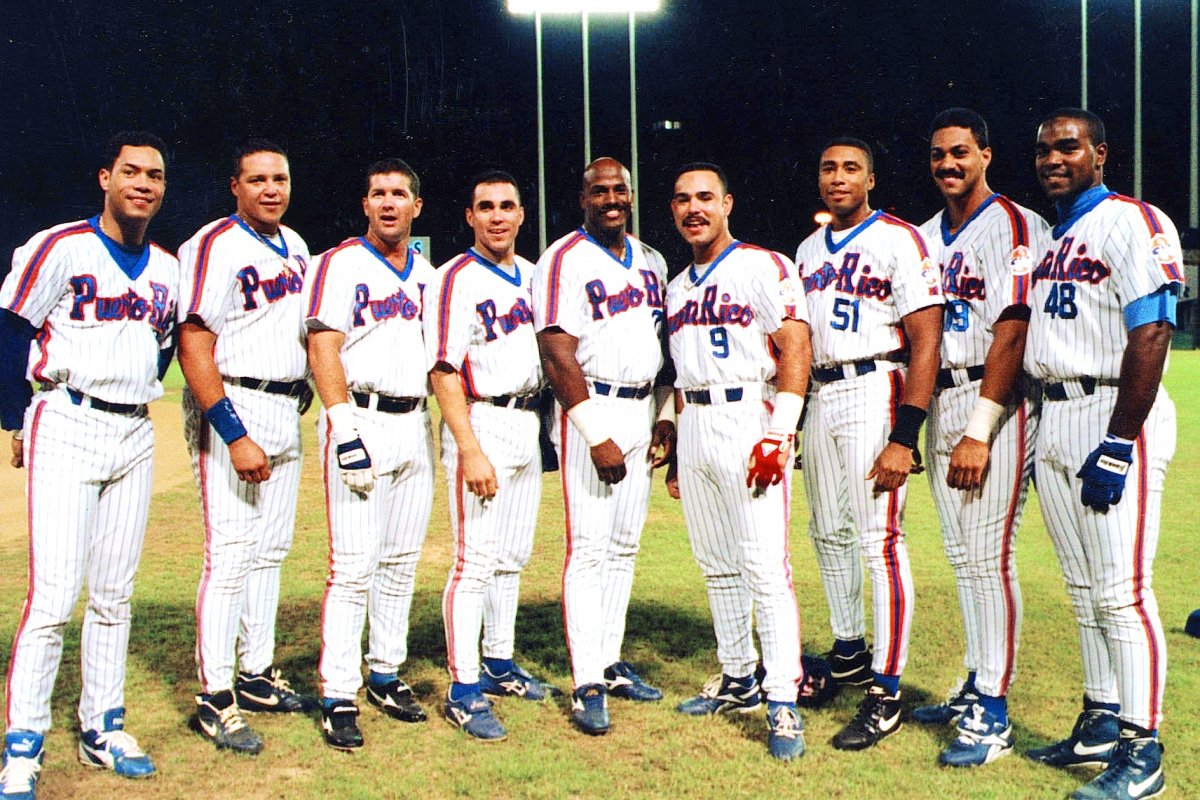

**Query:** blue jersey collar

left=579, top=227, right=633, bottom=269
left=940, top=193, right=998, bottom=246
left=688, top=240, right=740, bottom=286
left=825, top=210, right=881, bottom=254
left=467, top=247, right=522, bottom=287
left=1053, top=184, right=1114, bottom=239
left=87, top=215, right=150, bottom=280
left=233, top=214, right=289, bottom=260
left=358, top=237, right=414, bottom=281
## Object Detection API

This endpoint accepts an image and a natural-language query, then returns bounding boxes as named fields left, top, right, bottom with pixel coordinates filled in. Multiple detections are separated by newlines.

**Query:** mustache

left=683, top=215, right=707, bottom=225
left=935, top=168, right=965, bottom=180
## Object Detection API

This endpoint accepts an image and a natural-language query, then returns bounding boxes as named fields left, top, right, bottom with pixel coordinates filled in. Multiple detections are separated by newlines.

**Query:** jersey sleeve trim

left=184, top=217, right=238, bottom=315
left=5, top=223, right=92, bottom=314
left=735, top=242, right=798, bottom=318
left=305, top=239, right=358, bottom=319
left=435, top=255, right=474, bottom=362
left=993, top=196, right=1029, bottom=249
left=1110, top=195, right=1185, bottom=283
left=879, top=213, right=931, bottom=259
left=542, top=231, right=585, bottom=327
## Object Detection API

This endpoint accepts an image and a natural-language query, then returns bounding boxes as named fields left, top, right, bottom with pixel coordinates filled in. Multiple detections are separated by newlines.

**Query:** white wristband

left=326, top=402, right=360, bottom=445
left=654, top=386, right=676, bottom=426
left=767, top=391, right=805, bottom=435
left=11, top=429, right=24, bottom=442
left=963, top=397, right=1005, bottom=443
left=566, top=398, right=614, bottom=448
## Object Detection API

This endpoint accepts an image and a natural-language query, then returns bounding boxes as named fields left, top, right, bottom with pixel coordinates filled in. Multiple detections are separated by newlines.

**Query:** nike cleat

left=236, top=666, right=316, bottom=713
left=912, top=679, right=979, bottom=725
left=194, top=690, right=264, bottom=755
left=676, top=673, right=762, bottom=716
left=1026, top=709, right=1119, bottom=769
left=1071, top=736, right=1164, bottom=800
left=938, top=704, right=1014, bottom=767
left=832, top=684, right=903, bottom=751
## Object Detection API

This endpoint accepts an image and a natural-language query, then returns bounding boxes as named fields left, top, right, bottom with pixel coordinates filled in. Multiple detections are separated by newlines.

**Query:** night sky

left=1, top=0, right=1194, bottom=272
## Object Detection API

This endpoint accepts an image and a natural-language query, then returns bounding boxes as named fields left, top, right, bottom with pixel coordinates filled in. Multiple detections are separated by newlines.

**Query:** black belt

left=936, top=364, right=986, bottom=390
left=66, top=388, right=146, bottom=416
left=592, top=381, right=652, bottom=400
left=685, top=387, right=745, bottom=405
left=351, top=391, right=425, bottom=414
left=480, top=394, right=540, bottom=411
left=227, top=376, right=308, bottom=398
left=1043, top=377, right=1118, bottom=402
left=812, top=359, right=897, bottom=384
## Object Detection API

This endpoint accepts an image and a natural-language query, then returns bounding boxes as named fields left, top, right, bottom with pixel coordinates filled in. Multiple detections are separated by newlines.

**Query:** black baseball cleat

left=832, top=684, right=903, bottom=751
left=321, top=701, right=364, bottom=751
left=194, top=690, right=264, bottom=755
left=236, top=666, right=317, bottom=713
left=367, top=678, right=428, bottom=723
left=824, top=645, right=873, bottom=687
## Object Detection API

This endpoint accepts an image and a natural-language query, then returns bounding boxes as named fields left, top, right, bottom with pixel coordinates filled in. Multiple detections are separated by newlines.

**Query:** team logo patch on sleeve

left=1008, top=245, right=1032, bottom=276
left=921, top=256, right=939, bottom=295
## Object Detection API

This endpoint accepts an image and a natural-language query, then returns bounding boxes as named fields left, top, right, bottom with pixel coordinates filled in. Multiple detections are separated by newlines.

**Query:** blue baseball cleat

left=1071, top=736, right=1164, bottom=800
left=479, top=663, right=561, bottom=701
left=911, top=679, right=979, bottom=725
left=1026, top=709, right=1119, bottom=768
left=78, top=707, right=156, bottom=779
left=1, top=732, right=43, bottom=800
left=939, top=703, right=1013, bottom=767
left=570, top=684, right=610, bottom=735
left=676, top=673, right=762, bottom=716
left=603, top=661, right=662, bottom=702
left=444, top=689, right=507, bottom=742
left=767, top=702, right=806, bottom=761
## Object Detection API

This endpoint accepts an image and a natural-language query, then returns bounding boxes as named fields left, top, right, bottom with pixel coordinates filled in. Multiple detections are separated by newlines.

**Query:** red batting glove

left=746, top=431, right=794, bottom=492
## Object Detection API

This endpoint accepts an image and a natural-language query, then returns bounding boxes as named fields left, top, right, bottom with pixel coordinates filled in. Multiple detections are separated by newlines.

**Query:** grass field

left=1, top=354, right=1198, bottom=799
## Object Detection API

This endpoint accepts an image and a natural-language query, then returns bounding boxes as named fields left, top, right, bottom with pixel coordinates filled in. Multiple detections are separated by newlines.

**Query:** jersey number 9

left=710, top=326, right=730, bottom=359
left=944, top=299, right=970, bottom=332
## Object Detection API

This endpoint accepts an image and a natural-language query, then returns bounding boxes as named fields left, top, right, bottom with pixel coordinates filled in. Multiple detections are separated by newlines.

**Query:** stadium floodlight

left=508, top=0, right=663, bottom=248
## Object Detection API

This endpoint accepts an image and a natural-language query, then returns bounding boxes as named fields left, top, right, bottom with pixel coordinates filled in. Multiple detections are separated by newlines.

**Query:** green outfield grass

left=1, top=355, right=1198, bottom=799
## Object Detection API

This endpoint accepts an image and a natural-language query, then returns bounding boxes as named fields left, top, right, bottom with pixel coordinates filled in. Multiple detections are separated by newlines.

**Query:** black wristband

left=887, top=404, right=927, bottom=449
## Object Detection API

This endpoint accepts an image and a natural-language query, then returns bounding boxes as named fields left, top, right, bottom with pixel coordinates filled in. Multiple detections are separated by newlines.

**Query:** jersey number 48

left=1043, top=282, right=1078, bottom=319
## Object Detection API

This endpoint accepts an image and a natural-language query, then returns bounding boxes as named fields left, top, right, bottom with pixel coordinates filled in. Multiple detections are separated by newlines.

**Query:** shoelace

left=218, top=704, right=249, bottom=733
left=851, top=692, right=887, bottom=728
left=770, top=707, right=801, bottom=739
left=959, top=706, right=991, bottom=736
left=0, top=756, right=41, bottom=791
left=267, top=669, right=295, bottom=693
left=699, top=674, right=725, bottom=699
left=943, top=678, right=969, bottom=705
left=94, top=729, right=147, bottom=757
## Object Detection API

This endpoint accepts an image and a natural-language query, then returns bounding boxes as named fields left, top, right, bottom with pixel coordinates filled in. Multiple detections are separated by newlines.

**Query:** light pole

left=507, top=0, right=662, bottom=249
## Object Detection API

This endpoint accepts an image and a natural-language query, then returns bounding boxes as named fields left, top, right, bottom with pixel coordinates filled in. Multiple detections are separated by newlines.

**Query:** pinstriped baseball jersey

left=304, top=238, right=435, bottom=397
left=532, top=228, right=666, bottom=384
left=1024, top=188, right=1185, bottom=381
left=177, top=215, right=310, bottom=381
left=1, top=216, right=178, bottom=404
left=795, top=210, right=942, bottom=368
left=920, top=195, right=1049, bottom=368
left=666, top=241, right=805, bottom=389
left=425, top=250, right=541, bottom=398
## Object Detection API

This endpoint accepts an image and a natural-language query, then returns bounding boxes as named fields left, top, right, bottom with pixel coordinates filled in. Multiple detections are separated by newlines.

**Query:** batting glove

left=746, top=431, right=793, bottom=492
left=1076, top=434, right=1133, bottom=513
left=337, top=437, right=376, bottom=495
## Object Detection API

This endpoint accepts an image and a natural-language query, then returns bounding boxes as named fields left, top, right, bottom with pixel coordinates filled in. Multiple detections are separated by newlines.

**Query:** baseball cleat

left=194, top=690, right=264, bottom=755
left=825, top=645, right=873, bottom=687
left=321, top=700, right=364, bottom=751
left=831, top=684, right=903, bottom=751
left=938, top=703, right=1013, bottom=767
left=1, top=731, right=44, bottom=800
left=911, top=679, right=980, bottom=725
left=367, top=678, right=427, bottom=723
left=78, top=707, right=156, bottom=778
left=676, top=673, right=762, bottom=716
left=1070, top=736, right=1164, bottom=800
left=1026, top=709, right=1119, bottom=768
left=479, top=663, right=562, bottom=701
left=443, top=689, right=508, bottom=742
left=570, top=684, right=610, bottom=736
left=766, top=702, right=806, bottom=761
left=236, top=666, right=316, bottom=713
left=603, top=661, right=662, bottom=702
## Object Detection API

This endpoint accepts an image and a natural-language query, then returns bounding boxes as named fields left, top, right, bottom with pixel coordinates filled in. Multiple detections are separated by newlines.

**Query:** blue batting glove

left=336, top=437, right=376, bottom=494
left=1076, top=435, right=1133, bottom=513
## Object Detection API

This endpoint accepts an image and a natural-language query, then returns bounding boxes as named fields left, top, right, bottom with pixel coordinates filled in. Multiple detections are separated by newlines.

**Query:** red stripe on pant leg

left=883, top=488, right=904, bottom=676
left=779, top=471, right=804, bottom=682
left=1131, top=435, right=1162, bottom=728
left=443, top=451, right=468, bottom=682
left=558, top=410, right=576, bottom=683
left=997, top=403, right=1026, bottom=695
left=194, top=421, right=215, bottom=690
left=6, top=401, right=45, bottom=729
left=317, top=415, right=337, bottom=691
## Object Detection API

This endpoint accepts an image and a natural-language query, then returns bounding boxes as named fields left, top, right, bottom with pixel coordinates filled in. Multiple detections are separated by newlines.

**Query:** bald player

left=1023, top=108, right=1180, bottom=800
left=913, top=109, right=1048, bottom=768
left=532, top=157, right=674, bottom=735
left=0, top=131, right=176, bottom=797
left=794, top=137, right=943, bottom=752
left=428, top=170, right=559, bottom=743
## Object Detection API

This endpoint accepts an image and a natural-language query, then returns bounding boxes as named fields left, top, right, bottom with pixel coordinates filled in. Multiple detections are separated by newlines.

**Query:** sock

left=976, top=692, right=1008, bottom=724
left=482, top=657, right=515, bottom=676
left=767, top=700, right=797, bottom=714
left=450, top=682, right=481, bottom=702
left=833, top=637, right=867, bottom=657
left=873, top=673, right=900, bottom=694
left=728, top=673, right=756, bottom=687
left=1119, top=721, right=1156, bottom=740
left=1082, top=694, right=1120, bottom=715
left=965, top=671, right=978, bottom=692
left=368, top=670, right=397, bottom=688
left=321, top=697, right=347, bottom=711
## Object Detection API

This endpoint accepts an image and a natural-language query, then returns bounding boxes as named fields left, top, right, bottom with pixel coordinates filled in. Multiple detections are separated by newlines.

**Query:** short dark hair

left=928, top=108, right=989, bottom=149
left=673, top=162, right=729, bottom=194
left=365, top=157, right=421, bottom=197
left=820, top=136, right=874, bottom=172
left=232, top=138, right=287, bottom=179
left=101, top=130, right=167, bottom=172
left=466, top=170, right=520, bottom=209
left=1039, top=107, right=1106, bottom=146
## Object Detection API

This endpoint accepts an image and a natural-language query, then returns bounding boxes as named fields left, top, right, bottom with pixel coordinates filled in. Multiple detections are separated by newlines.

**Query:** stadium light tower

left=508, top=0, right=662, bottom=250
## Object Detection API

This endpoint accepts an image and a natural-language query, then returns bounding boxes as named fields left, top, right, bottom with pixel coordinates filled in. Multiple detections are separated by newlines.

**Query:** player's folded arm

left=0, top=308, right=36, bottom=430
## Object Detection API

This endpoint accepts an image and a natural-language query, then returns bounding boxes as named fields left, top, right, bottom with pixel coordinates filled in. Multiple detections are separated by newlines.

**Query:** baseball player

left=912, top=109, right=1048, bottom=768
left=177, top=140, right=313, bottom=756
left=794, top=137, right=943, bottom=751
left=0, top=132, right=177, bottom=797
left=664, top=163, right=812, bottom=761
left=1022, top=109, right=1180, bottom=800
left=427, top=170, right=561, bottom=742
left=304, top=157, right=436, bottom=750
left=531, top=156, right=674, bottom=735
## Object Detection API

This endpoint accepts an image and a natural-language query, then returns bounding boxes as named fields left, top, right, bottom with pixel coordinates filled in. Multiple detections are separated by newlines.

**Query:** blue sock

left=767, top=699, right=797, bottom=713
left=834, top=637, right=867, bottom=657
left=976, top=692, right=1007, bottom=724
left=965, top=671, right=978, bottom=692
left=1082, top=694, right=1120, bottom=715
left=482, top=657, right=515, bottom=675
left=450, top=682, right=480, bottom=702
left=321, top=697, right=345, bottom=711
left=368, top=670, right=397, bottom=688
left=873, top=673, right=900, bottom=694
